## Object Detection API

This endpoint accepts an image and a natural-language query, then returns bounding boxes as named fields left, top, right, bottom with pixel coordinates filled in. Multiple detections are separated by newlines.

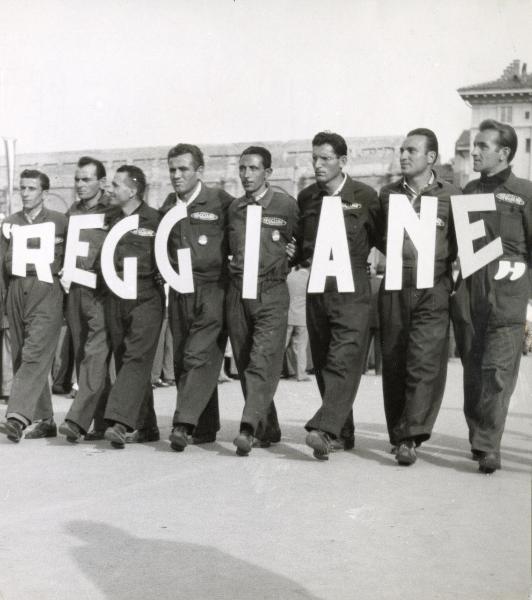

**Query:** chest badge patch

left=262, top=216, right=287, bottom=227
left=271, top=230, right=280, bottom=242
left=198, top=235, right=208, bottom=245
left=191, top=212, right=218, bottom=221
left=132, top=228, right=155, bottom=237
left=496, top=193, right=524, bottom=206
left=342, top=202, right=362, bottom=211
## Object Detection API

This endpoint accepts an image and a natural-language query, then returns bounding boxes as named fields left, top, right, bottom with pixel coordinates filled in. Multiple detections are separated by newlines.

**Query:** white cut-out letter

left=451, top=194, right=503, bottom=278
left=308, top=197, right=354, bottom=293
left=155, top=204, right=194, bottom=293
left=63, top=214, right=105, bottom=289
left=11, top=222, right=55, bottom=283
left=101, top=215, right=138, bottom=299
left=385, top=194, right=437, bottom=290
left=242, top=205, right=262, bottom=299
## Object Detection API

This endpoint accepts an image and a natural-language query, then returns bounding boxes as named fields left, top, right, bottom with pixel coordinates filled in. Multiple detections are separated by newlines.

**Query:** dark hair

left=116, top=165, right=147, bottom=199
left=311, top=131, right=348, bottom=158
left=20, top=169, right=50, bottom=191
left=240, top=146, right=272, bottom=169
left=167, top=144, right=205, bottom=170
left=77, top=156, right=106, bottom=179
left=478, top=119, right=518, bottom=163
left=406, top=128, right=439, bottom=162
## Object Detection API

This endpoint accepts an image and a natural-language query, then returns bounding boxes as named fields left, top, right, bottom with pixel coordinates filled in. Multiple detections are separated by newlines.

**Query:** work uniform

left=103, top=202, right=164, bottom=431
left=160, top=183, right=233, bottom=438
left=298, top=175, right=377, bottom=440
left=377, top=174, right=460, bottom=446
left=64, top=193, right=114, bottom=433
left=285, top=266, right=310, bottom=380
left=1, top=208, right=66, bottom=425
left=451, top=167, right=532, bottom=456
left=227, top=185, right=299, bottom=439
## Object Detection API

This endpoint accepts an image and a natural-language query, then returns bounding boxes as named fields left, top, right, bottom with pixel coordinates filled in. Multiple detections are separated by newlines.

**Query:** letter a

left=307, top=197, right=354, bottom=293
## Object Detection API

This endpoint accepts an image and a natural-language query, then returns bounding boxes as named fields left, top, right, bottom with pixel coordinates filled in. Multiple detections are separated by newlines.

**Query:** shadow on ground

left=66, top=520, right=323, bottom=600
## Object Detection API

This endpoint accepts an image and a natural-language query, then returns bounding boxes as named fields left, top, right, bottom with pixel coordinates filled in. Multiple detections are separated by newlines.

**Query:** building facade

left=0, top=136, right=402, bottom=215
left=455, top=59, right=532, bottom=188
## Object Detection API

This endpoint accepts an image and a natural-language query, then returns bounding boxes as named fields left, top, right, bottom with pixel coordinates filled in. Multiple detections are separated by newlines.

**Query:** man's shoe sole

left=233, top=433, right=252, bottom=456
left=305, top=431, right=329, bottom=461
left=0, top=421, right=23, bottom=443
left=104, top=428, right=126, bottom=449
left=169, top=429, right=188, bottom=452
left=58, top=422, right=82, bottom=443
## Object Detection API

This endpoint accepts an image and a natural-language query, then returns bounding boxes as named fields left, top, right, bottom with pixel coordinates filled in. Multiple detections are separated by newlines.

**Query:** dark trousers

left=226, top=281, right=287, bottom=438
left=6, top=277, right=63, bottom=424
left=64, top=285, right=112, bottom=433
left=379, top=272, right=451, bottom=446
left=104, top=286, right=164, bottom=431
left=168, top=282, right=225, bottom=435
left=305, top=272, right=370, bottom=438
left=452, top=265, right=528, bottom=454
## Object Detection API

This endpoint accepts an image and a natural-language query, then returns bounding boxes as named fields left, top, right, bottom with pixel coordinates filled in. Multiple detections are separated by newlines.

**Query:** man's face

left=168, top=153, right=202, bottom=197
left=75, top=164, right=104, bottom=201
left=239, top=154, right=270, bottom=195
left=110, top=172, right=134, bottom=206
left=399, top=135, right=434, bottom=177
left=20, top=177, right=46, bottom=211
left=471, top=129, right=507, bottom=175
left=312, top=144, right=346, bottom=186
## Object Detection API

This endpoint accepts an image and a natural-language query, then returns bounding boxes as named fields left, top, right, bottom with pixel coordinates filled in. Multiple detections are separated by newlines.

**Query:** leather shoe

left=0, top=419, right=24, bottom=443
left=192, top=432, right=216, bottom=445
left=169, top=425, right=188, bottom=452
left=59, top=420, right=82, bottom=443
left=233, top=431, right=253, bottom=456
left=25, top=420, right=57, bottom=439
left=478, top=452, right=501, bottom=474
left=126, top=427, right=160, bottom=443
left=104, top=423, right=128, bottom=449
left=396, top=440, right=417, bottom=465
left=84, top=430, right=105, bottom=441
left=305, top=430, right=333, bottom=461
left=329, top=435, right=355, bottom=452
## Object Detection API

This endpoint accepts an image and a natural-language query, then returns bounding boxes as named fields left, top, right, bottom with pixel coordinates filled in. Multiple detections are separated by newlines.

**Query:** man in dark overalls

left=102, top=165, right=164, bottom=449
left=160, top=144, right=233, bottom=452
left=227, top=146, right=299, bottom=456
left=298, top=131, right=378, bottom=460
left=452, top=119, right=532, bottom=474
left=376, top=128, right=460, bottom=465
left=58, top=156, right=114, bottom=443
left=0, top=170, right=66, bottom=442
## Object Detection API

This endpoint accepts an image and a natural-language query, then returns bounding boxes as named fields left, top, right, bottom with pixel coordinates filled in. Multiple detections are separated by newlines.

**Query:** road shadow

left=66, top=520, right=323, bottom=600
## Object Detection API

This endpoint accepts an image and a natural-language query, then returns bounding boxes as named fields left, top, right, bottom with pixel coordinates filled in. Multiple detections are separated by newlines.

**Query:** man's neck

left=404, top=170, right=433, bottom=194
left=321, top=173, right=345, bottom=196
left=481, top=162, right=510, bottom=178
left=23, top=203, right=44, bottom=222
left=178, top=180, right=201, bottom=203
left=81, top=190, right=103, bottom=209
left=246, top=183, right=268, bottom=201
left=121, top=197, right=142, bottom=216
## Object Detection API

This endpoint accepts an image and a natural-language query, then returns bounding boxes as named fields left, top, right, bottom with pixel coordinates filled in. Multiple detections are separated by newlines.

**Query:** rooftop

left=458, top=60, right=532, bottom=96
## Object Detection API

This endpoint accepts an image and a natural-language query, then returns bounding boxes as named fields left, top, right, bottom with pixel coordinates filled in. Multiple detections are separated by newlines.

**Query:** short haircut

left=167, top=144, right=205, bottom=170
left=77, top=156, right=106, bottom=179
left=312, top=131, right=348, bottom=158
left=116, top=165, right=147, bottom=199
left=407, top=128, right=439, bottom=161
left=240, top=146, right=272, bottom=169
left=20, top=169, right=50, bottom=191
left=479, top=119, right=518, bottom=163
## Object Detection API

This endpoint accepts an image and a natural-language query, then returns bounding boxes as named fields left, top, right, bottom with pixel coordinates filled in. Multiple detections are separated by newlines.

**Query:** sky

left=1, top=0, right=532, bottom=162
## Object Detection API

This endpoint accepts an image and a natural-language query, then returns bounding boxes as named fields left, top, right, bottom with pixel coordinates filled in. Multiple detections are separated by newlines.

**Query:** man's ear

left=427, top=151, right=437, bottom=166
left=265, top=167, right=273, bottom=181
left=99, top=177, right=107, bottom=191
left=339, top=155, right=348, bottom=169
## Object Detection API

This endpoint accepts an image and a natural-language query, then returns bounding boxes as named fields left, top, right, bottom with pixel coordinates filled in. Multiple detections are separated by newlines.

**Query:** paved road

left=0, top=357, right=530, bottom=600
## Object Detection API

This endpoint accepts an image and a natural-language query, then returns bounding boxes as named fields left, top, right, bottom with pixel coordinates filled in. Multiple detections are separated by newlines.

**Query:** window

left=525, top=111, right=530, bottom=119
left=526, top=138, right=531, bottom=154
left=500, top=106, right=513, bottom=123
